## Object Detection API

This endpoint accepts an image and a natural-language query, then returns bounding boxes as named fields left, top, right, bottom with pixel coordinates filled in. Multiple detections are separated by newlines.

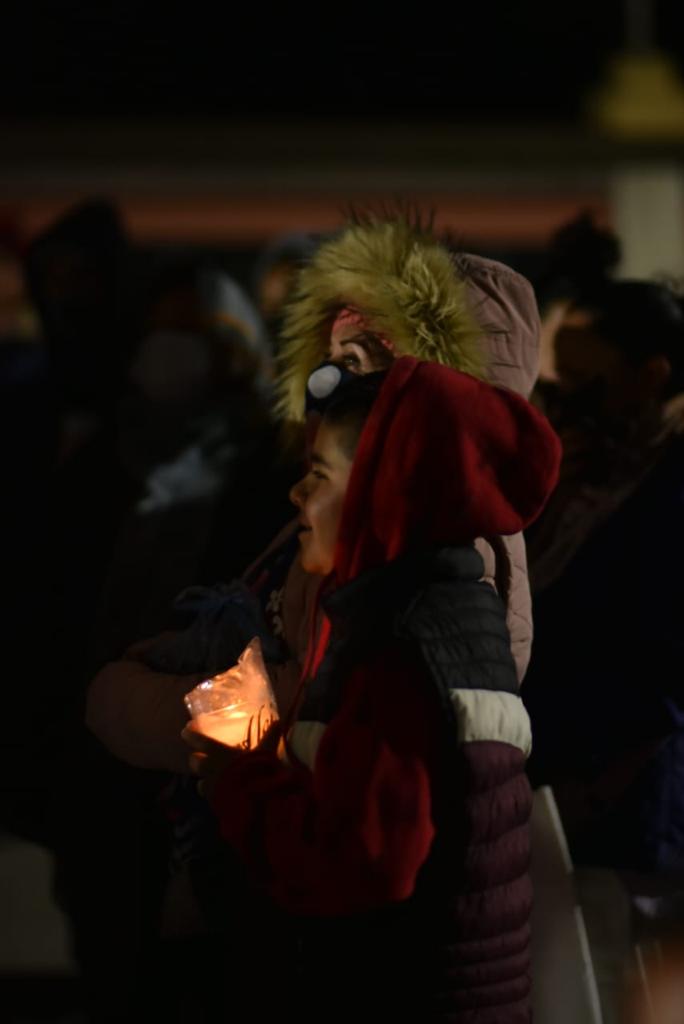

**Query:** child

left=187, top=355, right=561, bottom=1022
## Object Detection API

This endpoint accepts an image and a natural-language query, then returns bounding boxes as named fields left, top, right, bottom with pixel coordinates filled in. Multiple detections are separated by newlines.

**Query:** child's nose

left=289, top=478, right=305, bottom=509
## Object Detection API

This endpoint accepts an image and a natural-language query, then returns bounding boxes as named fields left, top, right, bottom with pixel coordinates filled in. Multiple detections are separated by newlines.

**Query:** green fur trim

left=275, top=219, right=486, bottom=422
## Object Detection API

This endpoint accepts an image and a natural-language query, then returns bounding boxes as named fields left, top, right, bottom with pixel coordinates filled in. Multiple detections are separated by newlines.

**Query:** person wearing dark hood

left=184, top=359, right=560, bottom=1023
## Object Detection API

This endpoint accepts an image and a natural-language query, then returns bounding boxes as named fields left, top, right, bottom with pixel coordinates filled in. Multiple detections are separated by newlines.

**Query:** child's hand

left=255, top=719, right=283, bottom=754
left=181, top=721, right=244, bottom=797
left=181, top=719, right=282, bottom=797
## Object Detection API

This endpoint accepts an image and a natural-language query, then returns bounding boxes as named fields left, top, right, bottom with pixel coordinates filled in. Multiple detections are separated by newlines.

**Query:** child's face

left=290, top=420, right=354, bottom=576
left=327, top=319, right=395, bottom=374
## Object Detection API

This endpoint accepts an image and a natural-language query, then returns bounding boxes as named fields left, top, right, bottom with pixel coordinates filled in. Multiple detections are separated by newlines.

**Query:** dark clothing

left=214, top=548, right=532, bottom=1019
left=524, top=432, right=684, bottom=872
left=302, top=547, right=533, bottom=1022
left=213, top=547, right=534, bottom=1022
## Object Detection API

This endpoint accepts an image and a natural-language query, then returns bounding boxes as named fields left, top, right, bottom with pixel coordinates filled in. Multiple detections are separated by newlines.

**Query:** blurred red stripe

left=2, top=192, right=611, bottom=248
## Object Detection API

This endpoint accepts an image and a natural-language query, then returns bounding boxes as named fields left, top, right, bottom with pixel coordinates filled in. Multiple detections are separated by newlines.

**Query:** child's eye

left=311, top=469, right=327, bottom=480
left=342, top=354, right=360, bottom=369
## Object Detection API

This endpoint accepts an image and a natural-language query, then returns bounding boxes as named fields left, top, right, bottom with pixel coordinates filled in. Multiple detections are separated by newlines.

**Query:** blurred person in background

left=23, top=199, right=140, bottom=698
left=25, top=199, right=138, bottom=462
left=0, top=221, right=56, bottom=843
left=54, top=252, right=294, bottom=1023
left=0, top=199, right=153, bottom=1023
left=9, top=204, right=289, bottom=1020
left=252, top=231, right=320, bottom=350
left=523, top=278, right=684, bottom=919
left=526, top=224, right=684, bottom=1018
left=1, top=200, right=139, bottom=847
left=534, top=210, right=621, bottom=387
left=94, top=259, right=289, bottom=663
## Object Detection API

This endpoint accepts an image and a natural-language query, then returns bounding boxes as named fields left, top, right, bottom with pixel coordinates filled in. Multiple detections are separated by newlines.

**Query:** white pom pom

left=307, top=364, right=343, bottom=399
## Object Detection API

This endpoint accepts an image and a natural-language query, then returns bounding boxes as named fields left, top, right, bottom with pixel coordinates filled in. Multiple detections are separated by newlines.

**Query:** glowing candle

left=184, top=638, right=279, bottom=749
left=194, top=702, right=277, bottom=749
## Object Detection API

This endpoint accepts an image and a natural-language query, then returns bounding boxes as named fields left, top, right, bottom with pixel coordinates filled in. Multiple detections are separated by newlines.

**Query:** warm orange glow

left=185, top=639, right=279, bottom=750
left=195, top=703, right=277, bottom=749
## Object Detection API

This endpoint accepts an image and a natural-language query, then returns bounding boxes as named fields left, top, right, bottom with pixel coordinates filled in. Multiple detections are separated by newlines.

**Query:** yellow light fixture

left=589, top=50, right=684, bottom=140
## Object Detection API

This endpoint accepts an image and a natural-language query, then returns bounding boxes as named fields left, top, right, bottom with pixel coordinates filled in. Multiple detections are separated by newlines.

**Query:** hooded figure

left=198, top=358, right=560, bottom=1023
left=87, top=219, right=540, bottom=768
left=265, top=217, right=541, bottom=694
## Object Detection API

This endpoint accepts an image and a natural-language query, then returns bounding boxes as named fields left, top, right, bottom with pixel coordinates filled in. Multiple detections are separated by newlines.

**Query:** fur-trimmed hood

left=276, top=220, right=485, bottom=421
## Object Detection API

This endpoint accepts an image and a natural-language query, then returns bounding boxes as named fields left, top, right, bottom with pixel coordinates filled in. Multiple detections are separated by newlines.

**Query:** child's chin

left=300, top=550, right=330, bottom=577
left=300, top=553, right=318, bottom=574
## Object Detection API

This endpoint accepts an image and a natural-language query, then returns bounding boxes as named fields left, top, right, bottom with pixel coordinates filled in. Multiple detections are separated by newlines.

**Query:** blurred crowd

left=2, top=202, right=313, bottom=1019
left=1, top=199, right=683, bottom=1024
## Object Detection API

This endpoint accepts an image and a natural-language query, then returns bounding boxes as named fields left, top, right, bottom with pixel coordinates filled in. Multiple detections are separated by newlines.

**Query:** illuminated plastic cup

left=184, top=638, right=278, bottom=749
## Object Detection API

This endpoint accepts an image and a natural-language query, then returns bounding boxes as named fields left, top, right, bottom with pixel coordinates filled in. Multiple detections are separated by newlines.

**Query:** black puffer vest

left=289, top=547, right=533, bottom=1024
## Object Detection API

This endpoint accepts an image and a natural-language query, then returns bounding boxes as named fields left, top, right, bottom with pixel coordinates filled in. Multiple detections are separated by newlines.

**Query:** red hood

left=334, top=357, right=561, bottom=586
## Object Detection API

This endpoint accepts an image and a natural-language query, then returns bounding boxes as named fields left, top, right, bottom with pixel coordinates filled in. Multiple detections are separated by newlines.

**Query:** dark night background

left=1, top=2, right=683, bottom=121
